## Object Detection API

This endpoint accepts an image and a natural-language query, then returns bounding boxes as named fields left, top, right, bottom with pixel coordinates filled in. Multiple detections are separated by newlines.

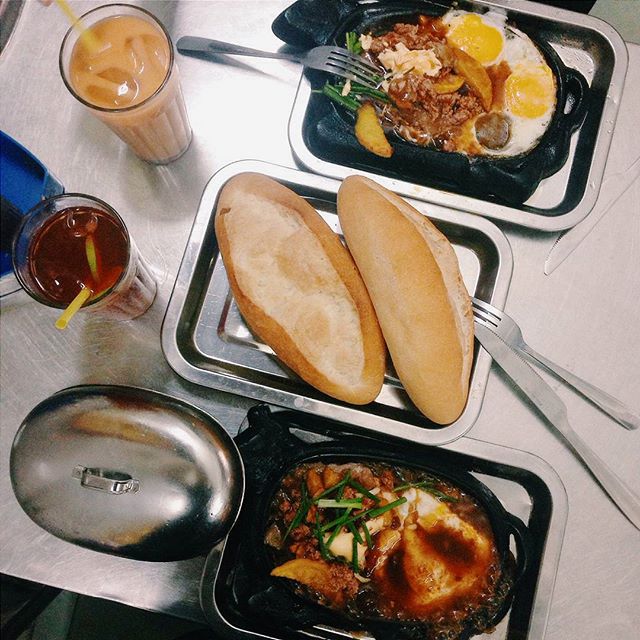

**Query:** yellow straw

left=54, top=0, right=103, bottom=54
left=85, top=235, right=100, bottom=282
left=55, top=287, right=91, bottom=330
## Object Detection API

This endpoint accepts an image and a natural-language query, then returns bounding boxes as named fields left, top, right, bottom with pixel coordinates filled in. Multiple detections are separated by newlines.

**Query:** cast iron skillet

left=276, top=0, right=590, bottom=206
left=210, top=405, right=533, bottom=640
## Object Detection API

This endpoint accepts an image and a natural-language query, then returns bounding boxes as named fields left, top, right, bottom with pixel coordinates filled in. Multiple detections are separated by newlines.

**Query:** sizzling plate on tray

left=278, top=0, right=628, bottom=230
left=300, top=2, right=589, bottom=205
left=201, top=405, right=569, bottom=640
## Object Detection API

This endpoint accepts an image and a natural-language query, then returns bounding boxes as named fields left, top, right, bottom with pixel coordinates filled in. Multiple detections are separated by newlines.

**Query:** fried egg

left=442, top=10, right=508, bottom=66
left=441, top=11, right=556, bottom=156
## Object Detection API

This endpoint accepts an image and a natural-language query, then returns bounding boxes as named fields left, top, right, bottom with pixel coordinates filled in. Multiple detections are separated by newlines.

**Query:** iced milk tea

left=60, top=5, right=191, bottom=164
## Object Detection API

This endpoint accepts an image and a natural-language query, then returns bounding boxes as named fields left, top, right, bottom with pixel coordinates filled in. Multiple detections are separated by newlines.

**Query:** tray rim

left=199, top=417, right=569, bottom=640
left=286, top=0, right=629, bottom=232
left=161, top=159, right=513, bottom=446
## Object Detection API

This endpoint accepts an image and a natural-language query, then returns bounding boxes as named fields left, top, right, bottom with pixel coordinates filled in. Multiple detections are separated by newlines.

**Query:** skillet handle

left=504, top=513, right=532, bottom=584
left=558, top=66, right=590, bottom=132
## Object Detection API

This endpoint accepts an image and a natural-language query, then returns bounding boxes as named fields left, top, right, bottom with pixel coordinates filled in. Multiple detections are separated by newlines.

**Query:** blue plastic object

left=0, top=130, right=64, bottom=284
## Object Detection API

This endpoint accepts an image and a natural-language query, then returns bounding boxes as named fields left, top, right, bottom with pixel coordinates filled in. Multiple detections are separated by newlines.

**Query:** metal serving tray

left=162, top=160, right=512, bottom=445
left=287, top=0, right=628, bottom=231
left=200, top=408, right=568, bottom=640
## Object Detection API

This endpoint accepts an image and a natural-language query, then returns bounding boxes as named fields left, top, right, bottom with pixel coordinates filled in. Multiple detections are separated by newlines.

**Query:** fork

left=472, top=297, right=640, bottom=431
left=176, top=36, right=381, bottom=88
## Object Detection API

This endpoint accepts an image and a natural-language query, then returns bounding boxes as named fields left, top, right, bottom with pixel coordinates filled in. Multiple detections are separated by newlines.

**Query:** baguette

left=215, top=173, right=386, bottom=405
left=337, top=175, right=474, bottom=424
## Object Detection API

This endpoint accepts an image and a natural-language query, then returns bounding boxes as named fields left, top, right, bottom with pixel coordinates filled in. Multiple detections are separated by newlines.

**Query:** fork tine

left=471, top=298, right=503, bottom=320
left=472, top=309, right=499, bottom=329
left=325, top=64, right=379, bottom=86
left=327, top=49, right=380, bottom=73
left=471, top=298, right=502, bottom=328
left=327, top=66, right=379, bottom=87
left=325, top=50, right=381, bottom=87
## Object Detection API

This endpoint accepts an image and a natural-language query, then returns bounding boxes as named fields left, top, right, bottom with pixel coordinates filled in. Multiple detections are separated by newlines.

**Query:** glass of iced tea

left=12, top=194, right=157, bottom=320
left=58, top=4, right=192, bottom=164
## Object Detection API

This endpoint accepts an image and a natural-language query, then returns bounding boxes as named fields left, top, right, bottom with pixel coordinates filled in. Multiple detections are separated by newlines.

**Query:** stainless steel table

left=1, top=1, right=639, bottom=638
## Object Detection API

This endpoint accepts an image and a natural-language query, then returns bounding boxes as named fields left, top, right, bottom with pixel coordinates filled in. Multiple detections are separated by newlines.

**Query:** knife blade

left=544, top=156, right=640, bottom=275
left=475, top=323, right=640, bottom=530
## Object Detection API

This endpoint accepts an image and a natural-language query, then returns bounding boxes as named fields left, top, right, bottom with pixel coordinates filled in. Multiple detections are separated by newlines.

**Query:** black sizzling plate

left=274, top=0, right=590, bottom=207
left=207, top=405, right=552, bottom=640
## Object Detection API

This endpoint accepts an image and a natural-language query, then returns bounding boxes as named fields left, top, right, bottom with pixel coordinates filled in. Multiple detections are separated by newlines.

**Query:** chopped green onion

left=344, top=81, right=389, bottom=101
left=317, top=498, right=363, bottom=509
left=347, top=520, right=364, bottom=545
left=427, top=488, right=458, bottom=502
left=393, top=480, right=457, bottom=502
left=315, top=510, right=332, bottom=561
left=393, top=480, right=431, bottom=492
left=347, top=479, right=380, bottom=502
left=361, top=521, right=373, bottom=548
left=321, top=83, right=360, bottom=111
left=325, top=497, right=407, bottom=533
left=321, top=508, right=356, bottom=534
left=283, top=483, right=310, bottom=541
left=314, top=472, right=351, bottom=501
left=361, top=497, right=407, bottom=520
left=325, top=523, right=343, bottom=548
left=346, top=31, right=363, bottom=55
left=351, top=533, right=359, bottom=572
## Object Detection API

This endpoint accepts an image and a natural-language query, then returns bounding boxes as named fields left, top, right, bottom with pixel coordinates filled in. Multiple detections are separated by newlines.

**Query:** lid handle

left=72, top=465, right=140, bottom=495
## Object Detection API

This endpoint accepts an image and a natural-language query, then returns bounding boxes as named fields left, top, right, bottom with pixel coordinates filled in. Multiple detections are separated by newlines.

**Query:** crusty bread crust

left=215, top=173, right=386, bottom=405
left=337, top=175, right=474, bottom=424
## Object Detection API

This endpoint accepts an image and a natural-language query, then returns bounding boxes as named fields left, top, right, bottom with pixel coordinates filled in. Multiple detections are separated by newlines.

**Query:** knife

left=544, top=156, right=640, bottom=275
left=475, top=323, right=640, bottom=530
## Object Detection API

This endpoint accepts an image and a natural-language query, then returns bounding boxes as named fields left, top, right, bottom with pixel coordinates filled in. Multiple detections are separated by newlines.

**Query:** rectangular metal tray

left=287, top=0, right=628, bottom=231
left=161, top=160, right=513, bottom=445
left=200, top=408, right=568, bottom=640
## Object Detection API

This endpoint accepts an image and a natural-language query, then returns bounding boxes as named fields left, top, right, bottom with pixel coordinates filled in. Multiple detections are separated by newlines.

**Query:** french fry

left=433, top=74, right=465, bottom=94
left=452, top=48, right=493, bottom=111
left=355, top=102, right=394, bottom=158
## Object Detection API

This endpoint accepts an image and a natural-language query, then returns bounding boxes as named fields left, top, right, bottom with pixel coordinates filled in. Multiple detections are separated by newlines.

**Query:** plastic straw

left=54, top=0, right=103, bottom=54
left=85, top=235, right=100, bottom=282
left=55, top=287, right=91, bottom=330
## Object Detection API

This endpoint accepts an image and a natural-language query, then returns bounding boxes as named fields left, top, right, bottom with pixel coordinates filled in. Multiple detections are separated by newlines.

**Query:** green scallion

left=346, top=31, right=363, bottom=55
left=345, top=81, right=389, bottom=101
left=321, top=83, right=360, bottom=112
left=361, top=521, right=373, bottom=548
left=393, top=480, right=457, bottom=502
left=347, top=479, right=381, bottom=503
left=314, top=472, right=352, bottom=501
left=346, top=520, right=364, bottom=545
left=351, top=533, right=359, bottom=572
left=283, top=483, right=310, bottom=541
left=317, top=498, right=363, bottom=509
left=362, top=497, right=407, bottom=520
left=315, top=510, right=332, bottom=561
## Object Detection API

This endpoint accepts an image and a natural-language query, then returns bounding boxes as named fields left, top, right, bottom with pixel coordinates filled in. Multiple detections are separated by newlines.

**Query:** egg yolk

left=505, top=64, right=555, bottom=118
left=446, top=14, right=504, bottom=65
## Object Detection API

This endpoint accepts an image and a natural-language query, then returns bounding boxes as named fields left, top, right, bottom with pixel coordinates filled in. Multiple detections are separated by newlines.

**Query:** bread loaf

left=215, top=173, right=386, bottom=405
left=337, top=175, right=474, bottom=423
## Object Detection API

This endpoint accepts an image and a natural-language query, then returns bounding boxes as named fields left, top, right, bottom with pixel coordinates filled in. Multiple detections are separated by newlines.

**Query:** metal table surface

left=1, top=1, right=638, bottom=638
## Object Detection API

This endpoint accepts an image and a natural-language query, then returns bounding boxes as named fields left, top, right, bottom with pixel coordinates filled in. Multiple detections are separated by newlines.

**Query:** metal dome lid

left=10, top=385, right=244, bottom=562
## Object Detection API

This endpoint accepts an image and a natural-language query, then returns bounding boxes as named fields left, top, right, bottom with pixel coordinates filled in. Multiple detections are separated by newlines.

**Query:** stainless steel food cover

left=9, top=385, right=244, bottom=561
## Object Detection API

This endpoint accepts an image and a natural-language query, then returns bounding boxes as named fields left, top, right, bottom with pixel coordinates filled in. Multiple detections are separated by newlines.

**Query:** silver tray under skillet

left=287, top=0, right=628, bottom=231
left=199, top=411, right=569, bottom=640
left=162, top=160, right=513, bottom=445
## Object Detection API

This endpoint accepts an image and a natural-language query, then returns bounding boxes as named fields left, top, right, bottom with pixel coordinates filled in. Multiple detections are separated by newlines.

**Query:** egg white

left=441, top=13, right=556, bottom=156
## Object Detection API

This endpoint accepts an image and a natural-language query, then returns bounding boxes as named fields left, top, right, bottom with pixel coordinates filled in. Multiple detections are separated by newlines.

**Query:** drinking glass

left=12, top=193, right=157, bottom=320
left=59, top=4, right=192, bottom=164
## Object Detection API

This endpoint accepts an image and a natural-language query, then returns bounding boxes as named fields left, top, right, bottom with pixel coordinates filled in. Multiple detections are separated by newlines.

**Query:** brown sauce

left=266, top=461, right=513, bottom=638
